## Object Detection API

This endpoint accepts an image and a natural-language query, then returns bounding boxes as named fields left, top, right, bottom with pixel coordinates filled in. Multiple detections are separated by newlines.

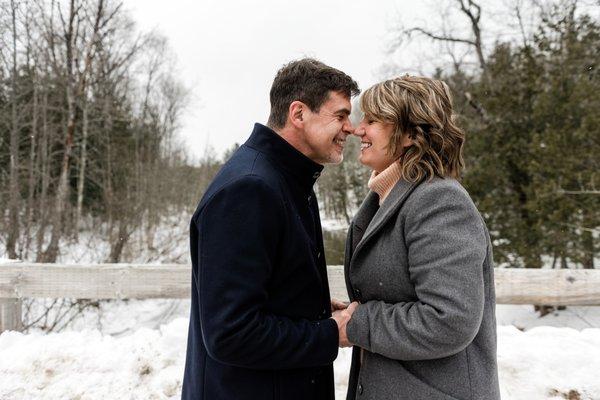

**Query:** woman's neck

left=368, top=162, right=402, bottom=205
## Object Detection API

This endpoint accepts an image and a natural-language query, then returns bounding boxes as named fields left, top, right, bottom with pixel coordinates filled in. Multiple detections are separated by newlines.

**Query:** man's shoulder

left=191, top=144, right=287, bottom=221
left=216, top=145, right=281, bottom=186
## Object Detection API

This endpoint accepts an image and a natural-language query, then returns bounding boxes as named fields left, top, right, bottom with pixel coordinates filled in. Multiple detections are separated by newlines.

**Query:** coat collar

left=352, top=179, right=421, bottom=256
left=353, top=192, right=379, bottom=232
left=244, top=123, right=324, bottom=193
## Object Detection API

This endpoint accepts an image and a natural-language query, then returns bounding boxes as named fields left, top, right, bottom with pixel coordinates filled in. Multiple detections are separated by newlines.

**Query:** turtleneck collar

left=244, top=123, right=324, bottom=193
left=368, top=161, right=403, bottom=205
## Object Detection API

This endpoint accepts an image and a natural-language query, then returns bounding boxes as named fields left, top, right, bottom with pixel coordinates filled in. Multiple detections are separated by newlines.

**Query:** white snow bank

left=1, top=320, right=599, bottom=400
left=0, top=258, right=20, bottom=264
left=497, top=326, right=600, bottom=399
left=0, top=318, right=188, bottom=400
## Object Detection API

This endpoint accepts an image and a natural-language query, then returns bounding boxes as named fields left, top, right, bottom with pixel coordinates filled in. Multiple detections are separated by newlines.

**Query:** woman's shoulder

left=406, top=176, right=478, bottom=212
left=413, top=176, right=470, bottom=197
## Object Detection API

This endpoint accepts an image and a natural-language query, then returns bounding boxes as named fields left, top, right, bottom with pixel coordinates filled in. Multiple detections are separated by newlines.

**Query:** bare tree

left=6, top=0, right=21, bottom=259
left=405, top=0, right=487, bottom=72
left=40, top=0, right=113, bottom=262
left=396, top=0, right=493, bottom=121
left=1, top=0, right=192, bottom=269
left=23, top=5, right=41, bottom=259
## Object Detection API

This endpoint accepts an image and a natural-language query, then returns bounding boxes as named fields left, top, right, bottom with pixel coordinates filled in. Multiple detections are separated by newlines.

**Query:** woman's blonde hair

left=360, top=76, right=465, bottom=182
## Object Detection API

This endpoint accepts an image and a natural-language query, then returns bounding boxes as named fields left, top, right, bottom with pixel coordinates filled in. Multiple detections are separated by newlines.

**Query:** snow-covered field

left=2, top=216, right=600, bottom=399
left=1, top=300, right=600, bottom=400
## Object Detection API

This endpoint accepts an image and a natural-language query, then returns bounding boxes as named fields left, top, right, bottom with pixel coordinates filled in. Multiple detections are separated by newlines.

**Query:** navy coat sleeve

left=193, top=175, right=339, bottom=370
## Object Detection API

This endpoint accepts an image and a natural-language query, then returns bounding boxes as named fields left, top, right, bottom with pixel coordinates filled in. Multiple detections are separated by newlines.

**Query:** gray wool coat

left=344, top=177, right=501, bottom=400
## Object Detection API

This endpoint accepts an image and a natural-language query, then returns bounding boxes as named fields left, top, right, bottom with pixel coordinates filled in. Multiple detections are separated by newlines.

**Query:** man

left=182, top=58, right=360, bottom=400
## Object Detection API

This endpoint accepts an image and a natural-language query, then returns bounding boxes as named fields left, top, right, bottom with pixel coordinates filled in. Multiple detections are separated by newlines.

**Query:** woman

left=339, top=76, right=500, bottom=400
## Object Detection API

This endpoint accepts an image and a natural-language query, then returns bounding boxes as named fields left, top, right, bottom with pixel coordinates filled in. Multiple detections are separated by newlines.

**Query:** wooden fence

left=2, top=261, right=600, bottom=332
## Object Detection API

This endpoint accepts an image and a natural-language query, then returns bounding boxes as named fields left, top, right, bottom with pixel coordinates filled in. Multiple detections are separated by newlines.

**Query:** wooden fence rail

left=2, top=262, right=600, bottom=332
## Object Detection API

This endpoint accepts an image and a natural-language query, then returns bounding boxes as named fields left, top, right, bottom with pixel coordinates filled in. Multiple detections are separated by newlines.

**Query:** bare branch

left=406, top=27, right=476, bottom=45
left=514, top=0, right=530, bottom=48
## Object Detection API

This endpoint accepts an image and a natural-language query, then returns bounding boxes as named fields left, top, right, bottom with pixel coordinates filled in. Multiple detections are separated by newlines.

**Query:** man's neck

left=271, top=125, right=317, bottom=164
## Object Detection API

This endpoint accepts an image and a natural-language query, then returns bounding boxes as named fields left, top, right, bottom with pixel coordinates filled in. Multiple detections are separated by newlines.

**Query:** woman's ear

left=400, top=133, right=414, bottom=148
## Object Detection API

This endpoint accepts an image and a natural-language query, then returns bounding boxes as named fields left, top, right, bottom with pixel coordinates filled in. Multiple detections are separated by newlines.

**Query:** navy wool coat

left=182, top=123, right=339, bottom=400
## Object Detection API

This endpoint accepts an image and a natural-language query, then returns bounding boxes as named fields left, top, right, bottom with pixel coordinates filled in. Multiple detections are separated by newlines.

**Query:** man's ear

left=288, top=101, right=306, bottom=129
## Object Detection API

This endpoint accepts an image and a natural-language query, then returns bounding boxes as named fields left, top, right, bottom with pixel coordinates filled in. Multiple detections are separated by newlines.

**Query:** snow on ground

left=0, top=258, right=20, bottom=264
left=0, top=319, right=187, bottom=400
left=497, top=326, right=600, bottom=399
left=2, top=302, right=600, bottom=400
left=3, top=217, right=600, bottom=399
left=0, top=212, right=191, bottom=265
left=320, top=218, right=349, bottom=232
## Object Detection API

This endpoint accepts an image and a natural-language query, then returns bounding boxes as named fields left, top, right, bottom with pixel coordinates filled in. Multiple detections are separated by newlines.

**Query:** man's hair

left=267, top=58, right=360, bottom=129
left=360, top=76, right=465, bottom=181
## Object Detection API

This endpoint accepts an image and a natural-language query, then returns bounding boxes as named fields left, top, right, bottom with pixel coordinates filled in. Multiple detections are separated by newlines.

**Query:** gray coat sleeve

left=346, top=182, right=488, bottom=360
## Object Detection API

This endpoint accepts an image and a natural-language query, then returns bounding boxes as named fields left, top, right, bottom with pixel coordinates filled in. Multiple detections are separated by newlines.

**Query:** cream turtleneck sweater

left=367, top=161, right=403, bottom=205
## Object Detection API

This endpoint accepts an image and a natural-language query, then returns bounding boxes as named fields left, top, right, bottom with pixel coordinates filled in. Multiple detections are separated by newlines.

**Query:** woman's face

left=354, top=117, right=398, bottom=173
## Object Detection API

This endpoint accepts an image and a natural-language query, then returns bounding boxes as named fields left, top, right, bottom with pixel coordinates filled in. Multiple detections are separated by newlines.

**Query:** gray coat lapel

left=344, top=191, right=379, bottom=299
left=353, top=180, right=419, bottom=259
left=351, top=191, right=379, bottom=251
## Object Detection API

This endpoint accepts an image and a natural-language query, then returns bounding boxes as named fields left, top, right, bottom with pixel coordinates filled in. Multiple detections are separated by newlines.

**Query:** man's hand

left=331, top=301, right=359, bottom=347
left=331, top=298, right=349, bottom=312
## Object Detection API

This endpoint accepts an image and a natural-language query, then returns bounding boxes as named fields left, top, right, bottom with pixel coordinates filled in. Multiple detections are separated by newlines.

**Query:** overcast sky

left=123, top=0, right=446, bottom=159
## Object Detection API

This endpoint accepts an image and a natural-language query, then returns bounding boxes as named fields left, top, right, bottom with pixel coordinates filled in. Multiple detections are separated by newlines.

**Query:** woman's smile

left=353, top=118, right=397, bottom=172
left=360, top=141, right=372, bottom=151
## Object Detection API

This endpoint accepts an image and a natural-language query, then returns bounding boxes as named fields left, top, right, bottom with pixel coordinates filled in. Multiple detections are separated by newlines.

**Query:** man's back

left=182, top=124, right=338, bottom=400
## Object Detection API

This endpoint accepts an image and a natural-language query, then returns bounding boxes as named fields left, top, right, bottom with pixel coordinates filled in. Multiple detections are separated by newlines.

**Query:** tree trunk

left=24, top=79, right=39, bottom=259
left=40, top=0, right=78, bottom=262
left=36, top=90, right=50, bottom=260
left=75, top=95, right=89, bottom=238
left=39, top=0, right=106, bottom=261
left=108, top=220, right=130, bottom=263
left=583, top=229, right=595, bottom=269
left=7, top=0, right=21, bottom=260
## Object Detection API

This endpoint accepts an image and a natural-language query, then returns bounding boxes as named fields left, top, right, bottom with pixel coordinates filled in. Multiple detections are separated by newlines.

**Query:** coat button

left=312, top=171, right=321, bottom=179
left=307, top=195, right=312, bottom=202
left=317, top=251, right=321, bottom=258
left=358, top=383, right=364, bottom=395
left=353, top=288, right=362, bottom=301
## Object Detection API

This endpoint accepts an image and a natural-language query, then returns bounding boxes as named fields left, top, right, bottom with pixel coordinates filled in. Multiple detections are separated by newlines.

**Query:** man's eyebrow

left=334, top=108, right=351, bottom=116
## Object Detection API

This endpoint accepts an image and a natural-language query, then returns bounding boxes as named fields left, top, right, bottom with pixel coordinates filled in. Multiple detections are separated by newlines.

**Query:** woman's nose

left=353, top=127, right=365, bottom=137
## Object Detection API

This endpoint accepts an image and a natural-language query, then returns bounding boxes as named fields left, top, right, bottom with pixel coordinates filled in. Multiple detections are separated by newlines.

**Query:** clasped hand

left=330, top=299, right=359, bottom=348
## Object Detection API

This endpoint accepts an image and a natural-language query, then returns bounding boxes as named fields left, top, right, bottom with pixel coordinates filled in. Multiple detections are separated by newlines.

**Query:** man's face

left=301, top=91, right=353, bottom=164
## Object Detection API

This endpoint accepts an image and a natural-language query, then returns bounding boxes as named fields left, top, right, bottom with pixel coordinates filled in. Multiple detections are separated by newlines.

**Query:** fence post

left=0, top=260, right=23, bottom=333
left=0, top=298, right=22, bottom=333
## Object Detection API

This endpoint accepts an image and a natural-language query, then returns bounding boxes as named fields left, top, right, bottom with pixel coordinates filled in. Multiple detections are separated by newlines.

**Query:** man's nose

left=343, top=121, right=355, bottom=135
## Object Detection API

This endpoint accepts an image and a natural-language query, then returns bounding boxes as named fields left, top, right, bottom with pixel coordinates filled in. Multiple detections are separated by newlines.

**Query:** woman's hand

left=331, top=301, right=359, bottom=347
left=331, top=298, right=350, bottom=312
